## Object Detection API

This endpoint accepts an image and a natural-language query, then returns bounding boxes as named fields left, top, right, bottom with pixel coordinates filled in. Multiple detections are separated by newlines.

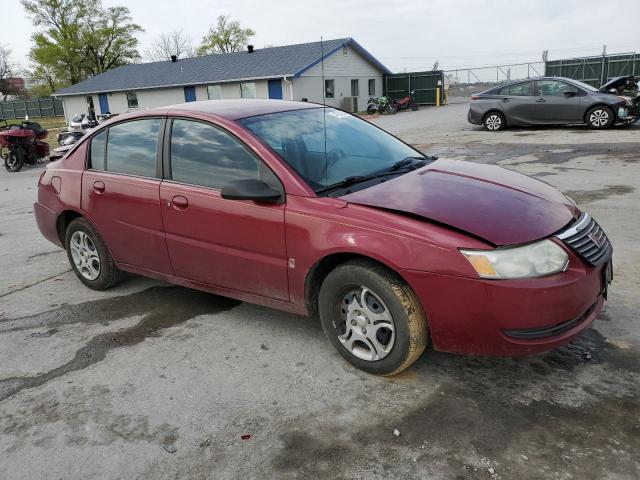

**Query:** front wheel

left=4, top=149, right=24, bottom=172
left=586, top=106, right=614, bottom=129
left=483, top=112, right=505, bottom=131
left=65, top=217, right=124, bottom=290
left=318, top=260, right=428, bottom=375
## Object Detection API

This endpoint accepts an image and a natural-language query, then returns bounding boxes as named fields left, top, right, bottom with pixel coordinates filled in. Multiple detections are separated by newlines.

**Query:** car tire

left=483, top=112, right=506, bottom=131
left=586, top=106, right=614, bottom=129
left=65, top=217, right=123, bottom=290
left=318, top=259, right=428, bottom=375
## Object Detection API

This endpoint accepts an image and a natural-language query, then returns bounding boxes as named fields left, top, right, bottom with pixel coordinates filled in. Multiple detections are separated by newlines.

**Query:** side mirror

left=220, top=179, right=282, bottom=203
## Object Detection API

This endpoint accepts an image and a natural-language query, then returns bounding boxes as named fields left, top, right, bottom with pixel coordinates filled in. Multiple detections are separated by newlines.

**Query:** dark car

left=468, top=76, right=635, bottom=131
left=34, top=100, right=612, bottom=375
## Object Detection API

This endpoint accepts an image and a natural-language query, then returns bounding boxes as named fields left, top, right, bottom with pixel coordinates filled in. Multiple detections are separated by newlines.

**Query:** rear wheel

left=318, top=259, right=428, bottom=375
left=366, top=104, right=377, bottom=115
left=483, top=112, right=505, bottom=131
left=586, top=106, right=614, bottom=129
left=65, top=217, right=123, bottom=290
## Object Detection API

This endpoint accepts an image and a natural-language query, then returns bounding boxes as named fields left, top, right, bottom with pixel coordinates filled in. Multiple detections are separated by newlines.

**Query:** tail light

left=470, top=95, right=479, bottom=102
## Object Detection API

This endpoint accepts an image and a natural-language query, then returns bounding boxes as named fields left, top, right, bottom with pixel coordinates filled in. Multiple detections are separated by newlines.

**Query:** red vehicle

left=0, top=117, right=50, bottom=172
left=33, top=100, right=612, bottom=375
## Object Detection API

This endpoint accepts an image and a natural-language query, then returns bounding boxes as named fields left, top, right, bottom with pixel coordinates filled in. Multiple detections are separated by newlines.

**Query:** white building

left=54, top=38, right=390, bottom=123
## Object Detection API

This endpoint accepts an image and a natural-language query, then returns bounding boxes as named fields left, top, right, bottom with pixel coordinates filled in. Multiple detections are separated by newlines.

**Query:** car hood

left=340, top=159, right=579, bottom=246
left=599, top=76, right=638, bottom=93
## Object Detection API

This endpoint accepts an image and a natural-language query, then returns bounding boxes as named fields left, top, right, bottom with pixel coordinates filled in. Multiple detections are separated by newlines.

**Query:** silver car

left=468, top=76, right=635, bottom=131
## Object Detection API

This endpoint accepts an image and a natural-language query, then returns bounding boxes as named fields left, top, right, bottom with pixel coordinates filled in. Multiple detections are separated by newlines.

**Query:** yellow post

left=436, top=87, right=441, bottom=107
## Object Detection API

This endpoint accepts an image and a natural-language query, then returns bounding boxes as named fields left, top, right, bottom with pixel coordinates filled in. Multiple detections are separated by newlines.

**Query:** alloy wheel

left=485, top=114, right=502, bottom=130
left=589, top=109, right=609, bottom=127
left=337, top=286, right=395, bottom=361
left=69, top=231, right=101, bottom=280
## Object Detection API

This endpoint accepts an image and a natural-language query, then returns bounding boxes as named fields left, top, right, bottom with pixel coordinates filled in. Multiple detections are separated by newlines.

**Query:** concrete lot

left=1, top=103, right=639, bottom=479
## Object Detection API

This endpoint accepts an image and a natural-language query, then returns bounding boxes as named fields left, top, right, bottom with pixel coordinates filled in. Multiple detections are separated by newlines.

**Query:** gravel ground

left=1, top=103, right=639, bottom=479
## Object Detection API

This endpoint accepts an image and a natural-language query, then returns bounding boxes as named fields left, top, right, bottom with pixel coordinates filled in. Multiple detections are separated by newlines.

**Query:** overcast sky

left=3, top=0, right=640, bottom=73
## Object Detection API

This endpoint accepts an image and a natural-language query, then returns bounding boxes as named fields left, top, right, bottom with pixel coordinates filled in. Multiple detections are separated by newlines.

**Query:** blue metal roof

left=55, top=38, right=390, bottom=96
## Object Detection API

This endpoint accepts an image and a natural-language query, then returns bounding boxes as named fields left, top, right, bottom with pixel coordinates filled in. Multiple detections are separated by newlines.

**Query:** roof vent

left=247, top=45, right=254, bottom=53
left=170, top=55, right=178, bottom=63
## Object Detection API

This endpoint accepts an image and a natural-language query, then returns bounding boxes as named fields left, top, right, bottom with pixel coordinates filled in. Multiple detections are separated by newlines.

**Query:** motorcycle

left=391, top=90, right=419, bottom=112
left=367, top=95, right=396, bottom=115
left=0, top=116, right=50, bottom=172
left=57, top=113, right=98, bottom=146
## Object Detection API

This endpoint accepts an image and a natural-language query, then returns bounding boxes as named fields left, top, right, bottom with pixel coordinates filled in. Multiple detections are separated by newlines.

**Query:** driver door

left=159, top=118, right=289, bottom=301
left=533, top=80, right=582, bottom=123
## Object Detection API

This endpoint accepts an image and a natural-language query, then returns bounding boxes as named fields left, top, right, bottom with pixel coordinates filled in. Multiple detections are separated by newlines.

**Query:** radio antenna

left=321, top=36, right=328, bottom=184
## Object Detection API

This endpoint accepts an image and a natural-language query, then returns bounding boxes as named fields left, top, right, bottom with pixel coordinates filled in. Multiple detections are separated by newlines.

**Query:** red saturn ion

left=34, top=100, right=613, bottom=375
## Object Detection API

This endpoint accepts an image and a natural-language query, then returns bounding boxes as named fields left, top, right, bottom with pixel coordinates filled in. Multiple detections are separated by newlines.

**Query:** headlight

left=460, top=239, right=569, bottom=279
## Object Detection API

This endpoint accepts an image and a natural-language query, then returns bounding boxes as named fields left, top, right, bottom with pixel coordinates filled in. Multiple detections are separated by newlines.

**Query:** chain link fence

left=444, top=62, right=545, bottom=104
left=0, top=97, right=64, bottom=119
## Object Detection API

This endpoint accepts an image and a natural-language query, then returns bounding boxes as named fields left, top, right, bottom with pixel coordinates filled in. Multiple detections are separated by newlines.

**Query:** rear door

left=532, top=80, right=582, bottom=123
left=159, top=118, right=289, bottom=300
left=81, top=118, right=173, bottom=274
left=498, top=81, right=536, bottom=124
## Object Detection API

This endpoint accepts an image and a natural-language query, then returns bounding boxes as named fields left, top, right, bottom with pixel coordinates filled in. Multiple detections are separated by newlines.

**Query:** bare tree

left=0, top=45, right=16, bottom=100
left=145, top=30, right=196, bottom=62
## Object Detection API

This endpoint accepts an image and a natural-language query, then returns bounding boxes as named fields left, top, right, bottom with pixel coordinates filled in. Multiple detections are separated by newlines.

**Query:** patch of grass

left=2, top=116, right=66, bottom=130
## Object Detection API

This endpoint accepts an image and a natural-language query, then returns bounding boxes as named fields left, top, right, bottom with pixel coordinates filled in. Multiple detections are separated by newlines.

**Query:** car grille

left=556, top=213, right=612, bottom=266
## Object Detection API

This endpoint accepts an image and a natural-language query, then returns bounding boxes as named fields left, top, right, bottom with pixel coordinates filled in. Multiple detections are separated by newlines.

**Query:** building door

left=268, top=79, right=283, bottom=99
left=184, top=86, right=196, bottom=102
left=98, top=93, right=110, bottom=114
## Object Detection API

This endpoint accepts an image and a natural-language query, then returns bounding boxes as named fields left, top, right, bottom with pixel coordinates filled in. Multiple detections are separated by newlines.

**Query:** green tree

left=22, top=0, right=142, bottom=86
left=197, top=15, right=255, bottom=55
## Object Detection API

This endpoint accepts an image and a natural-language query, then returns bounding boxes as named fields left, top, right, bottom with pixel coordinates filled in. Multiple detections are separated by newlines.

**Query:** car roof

left=157, top=99, right=322, bottom=120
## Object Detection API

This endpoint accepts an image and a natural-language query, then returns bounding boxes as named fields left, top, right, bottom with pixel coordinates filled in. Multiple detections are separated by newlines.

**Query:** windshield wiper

left=316, top=157, right=431, bottom=195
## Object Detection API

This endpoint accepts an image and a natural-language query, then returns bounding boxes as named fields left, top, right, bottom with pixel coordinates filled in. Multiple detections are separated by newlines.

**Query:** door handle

left=171, top=195, right=188, bottom=209
left=536, top=98, right=546, bottom=103
left=501, top=98, right=510, bottom=102
left=93, top=181, right=105, bottom=193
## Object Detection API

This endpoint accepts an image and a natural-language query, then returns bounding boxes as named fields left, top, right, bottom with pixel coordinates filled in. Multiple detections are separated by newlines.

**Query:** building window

left=325, top=79, right=334, bottom=99
left=342, top=46, right=348, bottom=56
left=240, top=82, right=256, bottom=99
left=351, top=79, right=359, bottom=97
left=368, top=79, right=375, bottom=96
left=207, top=84, right=222, bottom=100
left=126, top=91, right=138, bottom=109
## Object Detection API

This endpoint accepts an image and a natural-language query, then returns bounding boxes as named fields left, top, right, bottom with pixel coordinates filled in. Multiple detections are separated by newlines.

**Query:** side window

left=500, top=82, right=532, bottom=96
left=240, top=82, right=256, bottom=99
left=126, top=91, right=138, bottom=109
left=170, top=119, right=262, bottom=189
left=105, top=119, right=160, bottom=177
left=536, top=80, right=578, bottom=96
left=368, top=79, right=375, bottom=96
left=90, top=129, right=107, bottom=170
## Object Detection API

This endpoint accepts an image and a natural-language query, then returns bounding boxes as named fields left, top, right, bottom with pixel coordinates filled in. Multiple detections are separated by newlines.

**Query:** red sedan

left=34, top=100, right=613, bottom=375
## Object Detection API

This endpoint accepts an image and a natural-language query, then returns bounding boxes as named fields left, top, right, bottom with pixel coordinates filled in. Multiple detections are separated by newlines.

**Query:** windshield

left=565, top=79, right=599, bottom=92
left=239, top=107, right=423, bottom=192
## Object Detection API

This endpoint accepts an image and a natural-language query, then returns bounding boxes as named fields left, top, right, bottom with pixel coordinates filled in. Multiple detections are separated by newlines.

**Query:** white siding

left=59, top=47, right=385, bottom=119
left=293, top=45, right=384, bottom=110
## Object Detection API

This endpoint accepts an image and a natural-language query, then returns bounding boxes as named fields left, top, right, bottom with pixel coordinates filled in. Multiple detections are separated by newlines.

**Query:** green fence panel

left=545, top=53, right=639, bottom=87
left=384, top=71, right=444, bottom=105
left=0, top=97, right=64, bottom=119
